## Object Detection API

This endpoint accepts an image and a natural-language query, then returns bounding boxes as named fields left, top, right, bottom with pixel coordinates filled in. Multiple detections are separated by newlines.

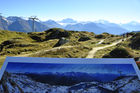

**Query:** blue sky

left=0, top=0, right=140, bottom=23
left=6, top=62, right=136, bottom=75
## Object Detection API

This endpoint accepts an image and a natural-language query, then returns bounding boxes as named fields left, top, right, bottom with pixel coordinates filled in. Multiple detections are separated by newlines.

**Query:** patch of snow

left=0, top=73, right=140, bottom=93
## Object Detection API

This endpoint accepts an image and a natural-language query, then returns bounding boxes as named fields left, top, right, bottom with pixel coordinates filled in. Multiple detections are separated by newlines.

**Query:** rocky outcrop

left=53, top=37, right=69, bottom=47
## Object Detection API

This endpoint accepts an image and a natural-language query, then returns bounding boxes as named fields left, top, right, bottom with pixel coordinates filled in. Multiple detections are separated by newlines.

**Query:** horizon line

left=1, top=15, right=140, bottom=24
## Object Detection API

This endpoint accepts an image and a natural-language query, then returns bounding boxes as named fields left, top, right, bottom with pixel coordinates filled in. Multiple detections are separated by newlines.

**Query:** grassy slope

left=1, top=29, right=139, bottom=69
left=0, top=30, right=58, bottom=67
left=0, top=29, right=99, bottom=68
left=96, top=37, right=140, bottom=58
left=94, top=36, right=140, bottom=68
left=0, top=30, right=31, bottom=43
left=28, top=31, right=98, bottom=58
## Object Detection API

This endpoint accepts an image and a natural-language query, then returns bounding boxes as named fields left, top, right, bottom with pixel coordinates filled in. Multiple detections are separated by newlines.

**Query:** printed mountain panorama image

left=0, top=63, right=140, bottom=93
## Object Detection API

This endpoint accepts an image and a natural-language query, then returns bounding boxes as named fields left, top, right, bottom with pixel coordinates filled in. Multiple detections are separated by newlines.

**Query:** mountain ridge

left=0, top=16, right=137, bottom=34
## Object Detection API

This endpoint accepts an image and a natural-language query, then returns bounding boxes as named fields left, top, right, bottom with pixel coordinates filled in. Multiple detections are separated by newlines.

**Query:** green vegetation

left=94, top=32, right=140, bottom=58
left=0, top=29, right=140, bottom=69
left=115, top=33, right=140, bottom=58
left=102, top=36, right=122, bottom=44
left=0, top=30, right=31, bottom=43
left=103, top=47, right=133, bottom=58
left=94, top=32, right=140, bottom=68
left=45, top=28, right=71, bottom=40
left=94, top=46, right=117, bottom=58
left=0, top=29, right=97, bottom=68
left=129, top=32, right=140, bottom=49
left=95, top=32, right=114, bottom=39
left=28, top=28, right=71, bottom=42
left=78, top=36, right=91, bottom=41
left=29, top=46, right=91, bottom=58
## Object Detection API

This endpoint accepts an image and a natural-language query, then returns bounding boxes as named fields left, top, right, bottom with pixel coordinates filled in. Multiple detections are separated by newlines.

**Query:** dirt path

left=15, top=46, right=74, bottom=57
left=21, top=40, right=105, bottom=57
left=0, top=46, right=74, bottom=62
left=86, top=39, right=123, bottom=58
left=96, top=39, right=105, bottom=45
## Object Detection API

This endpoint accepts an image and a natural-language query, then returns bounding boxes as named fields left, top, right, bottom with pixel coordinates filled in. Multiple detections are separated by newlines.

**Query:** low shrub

left=103, top=47, right=133, bottom=58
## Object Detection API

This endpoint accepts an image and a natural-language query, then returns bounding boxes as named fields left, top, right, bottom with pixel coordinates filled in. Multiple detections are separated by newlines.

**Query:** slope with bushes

left=0, top=28, right=99, bottom=67
left=1, top=29, right=139, bottom=68
left=94, top=32, right=140, bottom=68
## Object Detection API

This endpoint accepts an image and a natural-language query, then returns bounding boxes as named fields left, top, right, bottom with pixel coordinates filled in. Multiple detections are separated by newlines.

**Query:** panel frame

left=0, top=57, right=140, bottom=80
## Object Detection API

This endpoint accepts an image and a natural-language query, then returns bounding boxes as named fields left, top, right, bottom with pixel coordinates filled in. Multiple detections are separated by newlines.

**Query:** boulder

left=53, top=37, right=69, bottom=47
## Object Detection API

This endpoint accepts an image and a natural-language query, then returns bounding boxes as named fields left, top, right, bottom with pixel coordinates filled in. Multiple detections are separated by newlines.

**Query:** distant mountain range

left=64, top=22, right=129, bottom=34
left=0, top=16, right=49, bottom=32
left=120, top=21, right=140, bottom=31
left=21, top=71, right=135, bottom=86
left=42, top=20, right=63, bottom=28
left=0, top=16, right=140, bottom=34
